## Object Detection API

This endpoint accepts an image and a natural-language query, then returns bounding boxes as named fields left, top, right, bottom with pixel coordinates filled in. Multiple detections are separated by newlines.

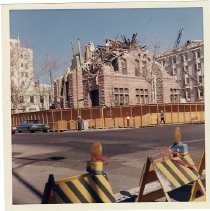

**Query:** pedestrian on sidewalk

left=160, top=110, right=165, bottom=125
left=77, top=116, right=83, bottom=131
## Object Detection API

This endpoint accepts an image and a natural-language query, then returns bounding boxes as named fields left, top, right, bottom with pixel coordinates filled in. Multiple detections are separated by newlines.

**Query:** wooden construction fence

left=11, top=103, right=204, bottom=131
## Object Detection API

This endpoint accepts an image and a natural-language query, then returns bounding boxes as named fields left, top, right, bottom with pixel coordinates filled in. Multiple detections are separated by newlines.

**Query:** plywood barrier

left=196, top=112, right=201, bottom=122
left=87, top=119, right=95, bottom=128
left=200, top=111, right=205, bottom=122
left=114, top=117, right=124, bottom=128
left=178, top=112, right=185, bottom=123
left=95, top=118, right=103, bottom=129
left=191, top=112, right=198, bottom=123
left=57, top=120, right=68, bottom=131
left=184, top=112, right=191, bottom=123
left=165, top=113, right=172, bottom=124
left=171, top=112, right=179, bottom=124
left=69, top=120, right=77, bottom=130
left=104, top=118, right=114, bottom=128
left=150, top=113, right=158, bottom=125
left=134, top=116, right=141, bottom=128
left=142, top=114, right=150, bottom=127
left=129, top=118, right=135, bottom=127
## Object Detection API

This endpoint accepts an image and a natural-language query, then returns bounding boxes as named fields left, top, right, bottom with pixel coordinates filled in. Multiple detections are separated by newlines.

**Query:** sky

left=10, top=8, right=203, bottom=83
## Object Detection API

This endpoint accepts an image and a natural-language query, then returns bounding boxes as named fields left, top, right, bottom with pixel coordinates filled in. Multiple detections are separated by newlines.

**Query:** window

left=185, top=77, right=189, bottom=85
left=197, top=62, right=201, bottom=69
left=199, top=88, right=204, bottom=98
left=170, top=89, right=180, bottom=103
left=186, top=89, right=191, bottom=99
left=145, top=95, right=149, bottom=104
left=184, top=65, right=188, bottom=71
left=114, top=88, right=119, bottom=93
left=114, top=88, right=129, bottom=106
left=198, top=76, right=203, bottom=83
left=140, top=95, right=144, bottom=104
left=120, top=94, right=124, bottom=105
left=20, top=54, right=23, bottom=58
left=30, top=96, right=34, bottom=103
left=121, top=59, right=127, bottom=75
left=136, top=95, right=140, bottom=104
left=142, top=67, right=146, bottom=76
left=197, top=51, right=201, bottom=58
left=124, top=88, right=129, bottom=93
left=124, top=95, right=129, bottom=105
left=25, top=64, right=28, bottom=69
left=20, top=96, right=24, bottom=103
left=184, top=54, right=188, bottom=61
left=172, top=57, right=176, bottom=64
left=135, top=59, right=140, bottom=76
left=40, top=96, right=44, bottom=103
left=25, top=72, right=28, bottom=77
left=135, top=89, right=149, bottom=104
left=173, top=68, right=177, bottom=75
left=21, top=63, right=23, bottom=67
left=115, top=94, right=119, bottom=106
left=162, top=60, right=165, bottom=67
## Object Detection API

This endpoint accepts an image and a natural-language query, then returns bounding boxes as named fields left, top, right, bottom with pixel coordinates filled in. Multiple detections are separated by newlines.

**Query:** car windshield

left=27, top=120, right=41, bottom=124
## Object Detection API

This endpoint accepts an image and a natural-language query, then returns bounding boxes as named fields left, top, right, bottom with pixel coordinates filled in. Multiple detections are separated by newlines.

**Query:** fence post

left=156, top=103, right=159, bottom=125
left=177, top=104, right=179, bottom=124
left=171, top=103, right=173, bottom=124
left=196, top=103, right=198, bottom=123
left=52, top=110, right=54, bottom=132
left=140, top=105, right=143, bottom=127
left=46, top=111, right=49, bottom=124
left=190, top=103, right=192, bottom=123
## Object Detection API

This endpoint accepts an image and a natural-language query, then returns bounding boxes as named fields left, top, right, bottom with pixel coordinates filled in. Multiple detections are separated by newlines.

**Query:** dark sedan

left=16, top=120, right=50, bottom=133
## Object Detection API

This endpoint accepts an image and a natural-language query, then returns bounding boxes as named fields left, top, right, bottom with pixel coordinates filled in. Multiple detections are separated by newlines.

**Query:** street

left=12, top=124, right=205, bottom=204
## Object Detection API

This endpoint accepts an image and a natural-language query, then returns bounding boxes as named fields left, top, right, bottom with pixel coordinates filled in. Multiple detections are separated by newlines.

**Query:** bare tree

left=39, top=54, right=67, bottom=107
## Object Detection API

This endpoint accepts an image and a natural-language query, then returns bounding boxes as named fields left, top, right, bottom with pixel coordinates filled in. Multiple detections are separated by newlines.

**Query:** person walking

left=160, top=110, right=165, bottom=125
left=77, top=116, right=82, bottom=131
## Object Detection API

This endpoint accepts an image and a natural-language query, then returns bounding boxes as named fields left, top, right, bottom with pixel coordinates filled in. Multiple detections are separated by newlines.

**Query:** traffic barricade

left=41, top=142, right=115, bottom=203
left=137, top=127, right=206, bottom=202
left=137, top=154, right=205, bottom=202
left=190, top=149, right=205, bottom=201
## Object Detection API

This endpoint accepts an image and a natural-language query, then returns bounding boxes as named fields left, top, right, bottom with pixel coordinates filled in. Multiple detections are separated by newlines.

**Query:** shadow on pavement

left=12, top=171, right=43, bottom=200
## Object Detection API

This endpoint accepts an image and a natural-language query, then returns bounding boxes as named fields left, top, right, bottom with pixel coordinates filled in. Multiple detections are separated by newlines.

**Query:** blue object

left=171, top=143, right=188, bottom=153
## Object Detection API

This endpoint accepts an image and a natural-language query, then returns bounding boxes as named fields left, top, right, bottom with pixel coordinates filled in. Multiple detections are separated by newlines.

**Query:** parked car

left=16, top=120, right=50, bottom=133
left=11, top=125, right=16, bottom=134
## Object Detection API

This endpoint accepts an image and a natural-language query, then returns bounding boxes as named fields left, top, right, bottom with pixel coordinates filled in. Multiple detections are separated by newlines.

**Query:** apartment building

left=10, top=37, right=52, bottom=113
left=156, top=40, right=204, bottom=103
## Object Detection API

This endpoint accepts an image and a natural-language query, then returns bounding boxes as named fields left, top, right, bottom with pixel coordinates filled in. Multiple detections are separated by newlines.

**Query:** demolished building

left=54, top=34, right=180, bottom=109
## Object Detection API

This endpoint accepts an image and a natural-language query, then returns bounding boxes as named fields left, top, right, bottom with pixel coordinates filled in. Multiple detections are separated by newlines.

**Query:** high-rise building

left=10, top=37, right=52, bottom=113
left=156, top=40, right=204, bottom=103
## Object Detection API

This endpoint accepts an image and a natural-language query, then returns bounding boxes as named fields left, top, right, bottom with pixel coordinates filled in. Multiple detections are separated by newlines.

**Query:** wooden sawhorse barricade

left=137, top=153, right=206, bottom=202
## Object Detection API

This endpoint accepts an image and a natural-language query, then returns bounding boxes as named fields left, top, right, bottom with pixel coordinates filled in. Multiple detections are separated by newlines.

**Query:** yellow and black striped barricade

left=190, top=149, right=206, bottom=202
left=41, top=141, right=115, bottom=204
left=137, top=154, right=206, bottom=202
left=41, top=170, right=115, bottom=203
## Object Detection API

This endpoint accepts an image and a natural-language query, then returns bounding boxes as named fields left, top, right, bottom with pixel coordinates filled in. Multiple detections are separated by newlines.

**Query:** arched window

left=135, top=59, right=140, bottom=76
left=121, top=58, right=127, bottom=75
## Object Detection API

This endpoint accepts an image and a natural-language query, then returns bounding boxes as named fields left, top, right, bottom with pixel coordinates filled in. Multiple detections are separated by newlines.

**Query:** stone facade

left=156, top=40, right=204, bottom=103
left=54, top=37, right=180, bottom=109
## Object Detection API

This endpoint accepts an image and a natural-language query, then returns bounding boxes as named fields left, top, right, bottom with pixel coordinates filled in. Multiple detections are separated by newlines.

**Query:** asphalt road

left=12, top=124, right=205, bottom=204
